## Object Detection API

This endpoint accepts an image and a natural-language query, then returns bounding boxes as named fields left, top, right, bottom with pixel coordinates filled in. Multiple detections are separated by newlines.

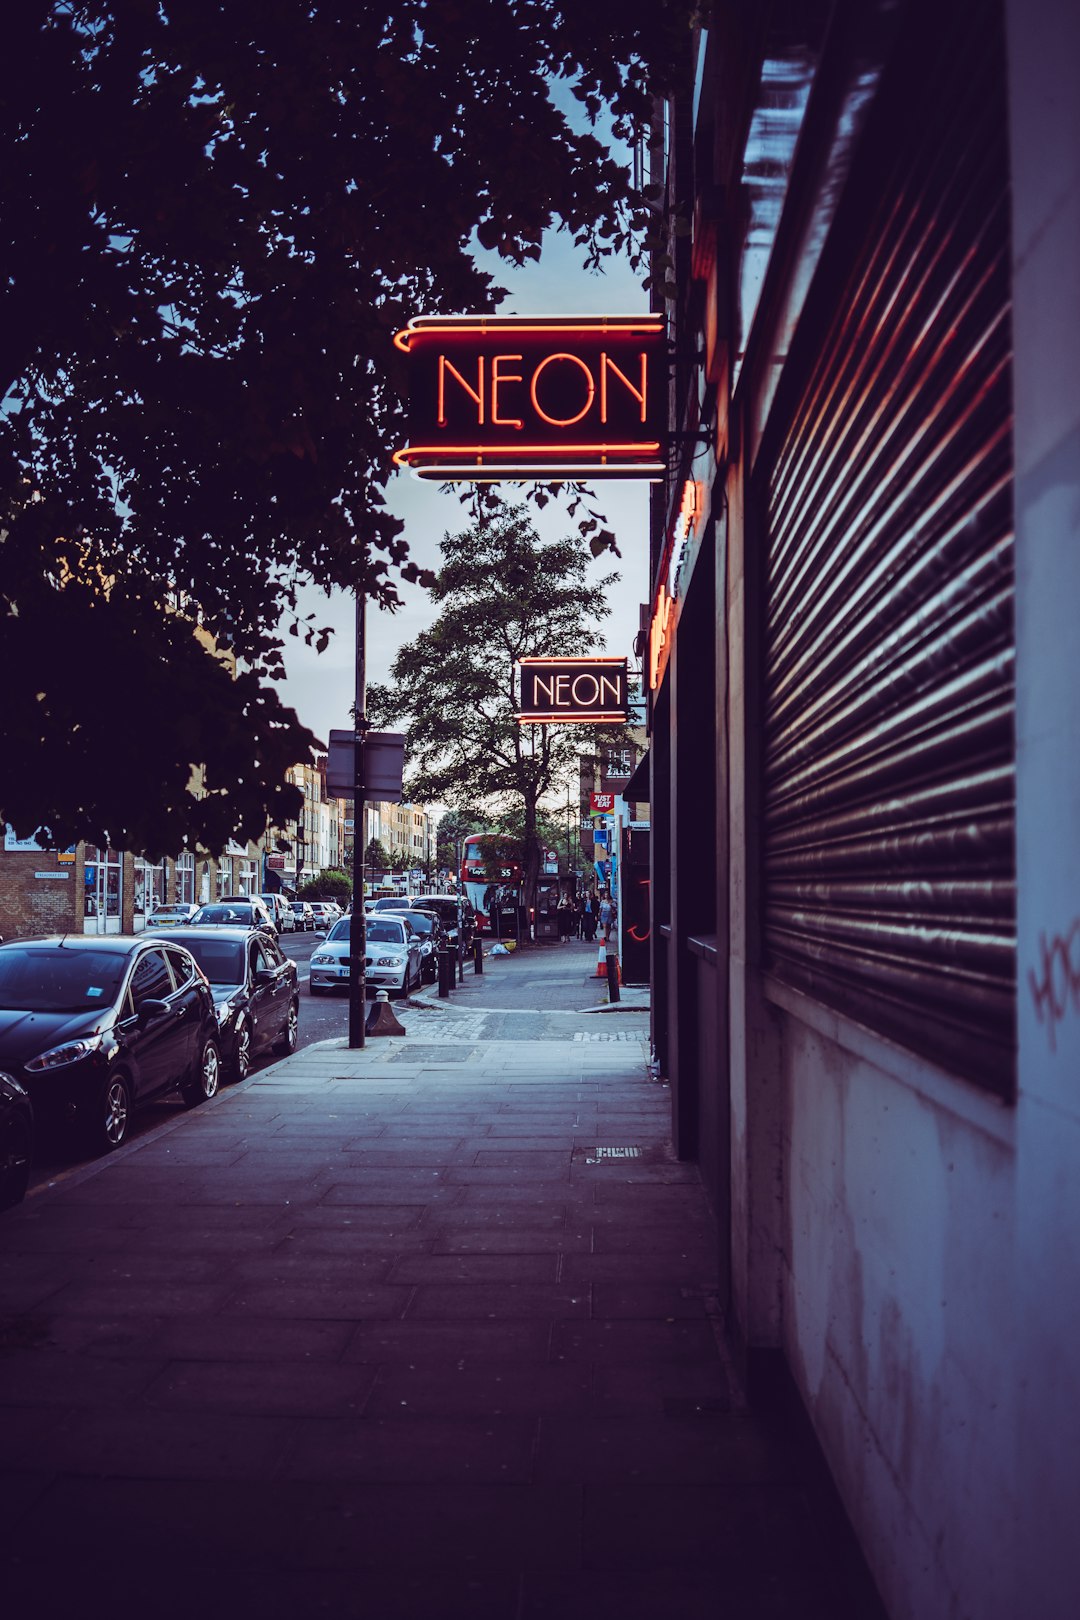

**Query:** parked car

left=0, top=935, right=221, bottom=1156
left=289, top=900, right=315, bottom=931
left=380, top=909, right=446, bottom=983
left=144, top=926, right=299, bottom=1080
left=0, top=1070, right=34, bottom=1210
left=408, top=894, right=476, bottom=952
left=258, top=893, right=295, bottom=932
left=307, top=902, right=335, bottom=931
left=309, top=914, right=422, bottom=997
left=190, top=897, right=276, bottom=936
left=146, top=902, right=199, bottom=928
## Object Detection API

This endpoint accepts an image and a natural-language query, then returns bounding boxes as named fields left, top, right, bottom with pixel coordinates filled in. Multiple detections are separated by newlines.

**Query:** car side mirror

left=253, top=969, right=275, bottom=987
left=137, top=997, right=170, bottom=1023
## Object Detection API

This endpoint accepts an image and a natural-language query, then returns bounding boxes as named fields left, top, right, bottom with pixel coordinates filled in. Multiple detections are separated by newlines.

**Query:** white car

left=309, top=915, right=422, bottom=997
left=145, top=903, right=199, bottom=927
left=258, top=893, right=295, bottom=932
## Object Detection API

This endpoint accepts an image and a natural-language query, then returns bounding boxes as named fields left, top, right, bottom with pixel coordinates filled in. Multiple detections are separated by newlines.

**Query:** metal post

left=473, top=938, right=484, bottom=974
left=348, top=581, right=368, bottom=1050
left=605, top=949, right=621, bottom=1003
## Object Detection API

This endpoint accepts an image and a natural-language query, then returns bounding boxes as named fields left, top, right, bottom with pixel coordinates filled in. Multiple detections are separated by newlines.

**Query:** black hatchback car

left=0, top=935, right=221, bottom=1157
left=143, top=926, right=299, bottom=1080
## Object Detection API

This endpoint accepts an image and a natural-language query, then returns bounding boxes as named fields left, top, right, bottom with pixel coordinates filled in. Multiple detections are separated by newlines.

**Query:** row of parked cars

left=310, top=894, right=477, bottom=997
left=147, top=895, right=343, bottom=935
left=0, top=913, right=303, bottom=1210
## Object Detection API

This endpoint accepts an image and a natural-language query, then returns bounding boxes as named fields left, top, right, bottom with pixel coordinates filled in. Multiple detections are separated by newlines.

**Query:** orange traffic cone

left=593, top=942, right=607, bottom=978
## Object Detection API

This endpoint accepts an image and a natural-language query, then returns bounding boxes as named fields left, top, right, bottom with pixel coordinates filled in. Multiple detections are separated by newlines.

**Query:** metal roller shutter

left=762, top=7, right=1015, bottom=1095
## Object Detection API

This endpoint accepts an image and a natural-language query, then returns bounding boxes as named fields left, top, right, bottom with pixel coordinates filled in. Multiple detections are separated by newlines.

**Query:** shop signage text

left=517, top=657, right=628, bottom=726
left=393, top=314, right=666, bottom=481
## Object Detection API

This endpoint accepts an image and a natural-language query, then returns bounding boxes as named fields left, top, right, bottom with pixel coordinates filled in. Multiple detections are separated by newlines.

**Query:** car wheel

left=274, top=1000, right=299, bottom=1055
left=231, top=1019, right=251, bottom=1082
left=87, top=1072, right=132, bottom=1156
left=182, top=1037, right=221, bottom=1108
left=0, top=1116, right=32, bottom=1209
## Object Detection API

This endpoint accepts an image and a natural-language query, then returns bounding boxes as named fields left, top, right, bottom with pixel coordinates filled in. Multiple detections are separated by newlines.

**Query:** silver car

left=308, top=915, right=422, bottom=997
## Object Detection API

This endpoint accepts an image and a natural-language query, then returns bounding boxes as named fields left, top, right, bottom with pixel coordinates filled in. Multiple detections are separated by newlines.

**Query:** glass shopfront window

left=237, top=858, right=258, bottom=896
left=83, top=845, right=122, bottom=934
left=133, top=857, right=166, bottom=929
left=176, top=852, right=195, bottom=906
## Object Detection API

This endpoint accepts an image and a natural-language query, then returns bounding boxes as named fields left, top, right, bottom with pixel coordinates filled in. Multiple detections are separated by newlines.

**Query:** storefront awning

left=623, top=750, right=650, bottom=804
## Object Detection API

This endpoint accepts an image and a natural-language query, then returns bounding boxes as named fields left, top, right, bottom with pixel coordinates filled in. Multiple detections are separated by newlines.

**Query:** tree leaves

left=369, top=500, right=615, bottom=904
left=1, top=3, right=693, bottom=850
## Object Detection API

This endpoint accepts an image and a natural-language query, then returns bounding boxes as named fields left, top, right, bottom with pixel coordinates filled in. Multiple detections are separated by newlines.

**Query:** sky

left=276, top=230, right=653, bottom=751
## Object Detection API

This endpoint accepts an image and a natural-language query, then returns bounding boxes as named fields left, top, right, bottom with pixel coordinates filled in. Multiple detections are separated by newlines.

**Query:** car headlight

left=375, top=955, right=402, bottom=967
left=311, top=953, right=334, bottom=965
left=215, top=999, right=239, bottom=1023
left=26, top=1033, right=105, bottom=1072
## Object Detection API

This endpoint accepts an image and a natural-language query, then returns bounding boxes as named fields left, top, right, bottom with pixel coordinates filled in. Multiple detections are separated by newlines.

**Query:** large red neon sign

left=393, top=314, right=666, bottom=481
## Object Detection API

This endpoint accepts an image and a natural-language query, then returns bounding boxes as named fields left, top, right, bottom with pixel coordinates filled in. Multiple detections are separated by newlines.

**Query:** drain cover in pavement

left=582, top=1145, right=643, bottom=1164
left=388, top=1044, right=473, bottom=1062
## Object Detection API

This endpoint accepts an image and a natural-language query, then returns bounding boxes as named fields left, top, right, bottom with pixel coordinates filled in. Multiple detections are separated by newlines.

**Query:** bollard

left=473, top=938, right=484, bottom=975
left=457, top=941, right=465, bottom=984
left=366, top=989, right=406, bottom=1037
left=605, top=951, right=621, bottom=1003
left=437, top=948, right=454, bottom=998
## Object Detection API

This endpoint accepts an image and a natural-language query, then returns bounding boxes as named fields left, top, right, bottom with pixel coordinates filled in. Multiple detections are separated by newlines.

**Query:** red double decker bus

left=460, top=833, right=524, bottom=934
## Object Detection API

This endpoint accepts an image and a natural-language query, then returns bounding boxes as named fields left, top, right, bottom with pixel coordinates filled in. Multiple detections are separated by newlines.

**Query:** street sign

left=326, top=731, right=406, bottom=800
left=590, top=792, right=616, bottom=813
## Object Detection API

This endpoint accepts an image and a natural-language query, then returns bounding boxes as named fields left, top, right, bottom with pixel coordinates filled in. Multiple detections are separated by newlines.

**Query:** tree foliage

left=364, top=837, right=392, bottom=873
left=1, top=2, right=693, bottom=848
left=298, top=867, right=350, bottom=904
left=367, top=501, right=616, bottom=909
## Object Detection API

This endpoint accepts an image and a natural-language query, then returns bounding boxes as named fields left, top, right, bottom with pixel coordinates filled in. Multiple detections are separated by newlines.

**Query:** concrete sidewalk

left=0, top=1018, right=882, bottom=1618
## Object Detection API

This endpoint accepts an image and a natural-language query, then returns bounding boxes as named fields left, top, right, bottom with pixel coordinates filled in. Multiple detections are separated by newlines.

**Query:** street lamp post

left=348, top=575, right=369, bottom=1050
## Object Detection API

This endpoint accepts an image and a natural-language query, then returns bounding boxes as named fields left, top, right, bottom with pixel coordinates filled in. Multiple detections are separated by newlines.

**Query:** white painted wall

left=1008, top=2, right=1080, bottom=1614
left=769, top=994, right=1017, bottom=1620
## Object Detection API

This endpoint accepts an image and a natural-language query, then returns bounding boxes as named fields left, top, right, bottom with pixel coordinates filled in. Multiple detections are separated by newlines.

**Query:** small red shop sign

left=392, top=314, right=666, bottom=481
left=590, top=793, right=616, bottom=813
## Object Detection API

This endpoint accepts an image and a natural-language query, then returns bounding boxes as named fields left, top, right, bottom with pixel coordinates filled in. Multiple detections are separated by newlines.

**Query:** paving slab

left=0, top=942, right=884, bottom=1618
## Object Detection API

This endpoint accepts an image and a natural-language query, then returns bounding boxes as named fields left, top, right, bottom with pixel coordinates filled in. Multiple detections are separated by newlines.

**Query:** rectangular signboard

left=326, top=730, right=406, bottom=800
left=393, top=313, right=665, bottom=481
left=517, top=658, right=628, bottom=726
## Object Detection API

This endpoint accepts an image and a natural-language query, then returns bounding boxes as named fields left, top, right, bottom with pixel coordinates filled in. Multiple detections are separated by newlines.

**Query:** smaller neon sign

left=517, top=656, right=628, bottom=726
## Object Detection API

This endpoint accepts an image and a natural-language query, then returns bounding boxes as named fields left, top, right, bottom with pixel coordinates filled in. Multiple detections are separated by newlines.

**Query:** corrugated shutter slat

left=762, top=9, right=1015, bottom=1094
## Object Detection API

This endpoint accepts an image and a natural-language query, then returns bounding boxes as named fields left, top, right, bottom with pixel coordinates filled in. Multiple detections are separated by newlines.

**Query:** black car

left=0, top=1071, right=33, bottom=1209
left=144, top=926, right=299, bottom=1080
left=407, top=895, right=475, bottom=952
left=0, top=935, right=221, bottom=1156
left=379, top=909, right=448, bottom=983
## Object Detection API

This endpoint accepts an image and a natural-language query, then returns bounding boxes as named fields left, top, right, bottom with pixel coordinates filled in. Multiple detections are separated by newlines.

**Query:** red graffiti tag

left=628, top=876, right=651, bottom=943
left=1028, top=919, right=1080, bottom=1053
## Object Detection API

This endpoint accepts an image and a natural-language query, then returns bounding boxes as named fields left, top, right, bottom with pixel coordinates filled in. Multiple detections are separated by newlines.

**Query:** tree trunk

left=522, top=793, right=541, bottom=945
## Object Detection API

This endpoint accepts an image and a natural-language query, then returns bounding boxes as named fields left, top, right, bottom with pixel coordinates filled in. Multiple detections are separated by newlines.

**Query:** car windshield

left=193, top=905, right=251, bottom=925
left=176, top=938, right=245, bottom=985
left=367, top=920, right=405, bottom=945
left=0, top=946, right=127, bottom=1012
left=154, top=906, right=188, bottom=916
left=327, top=917, right=351, bottom=942
left=401, top=913, right=432, bottom=934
